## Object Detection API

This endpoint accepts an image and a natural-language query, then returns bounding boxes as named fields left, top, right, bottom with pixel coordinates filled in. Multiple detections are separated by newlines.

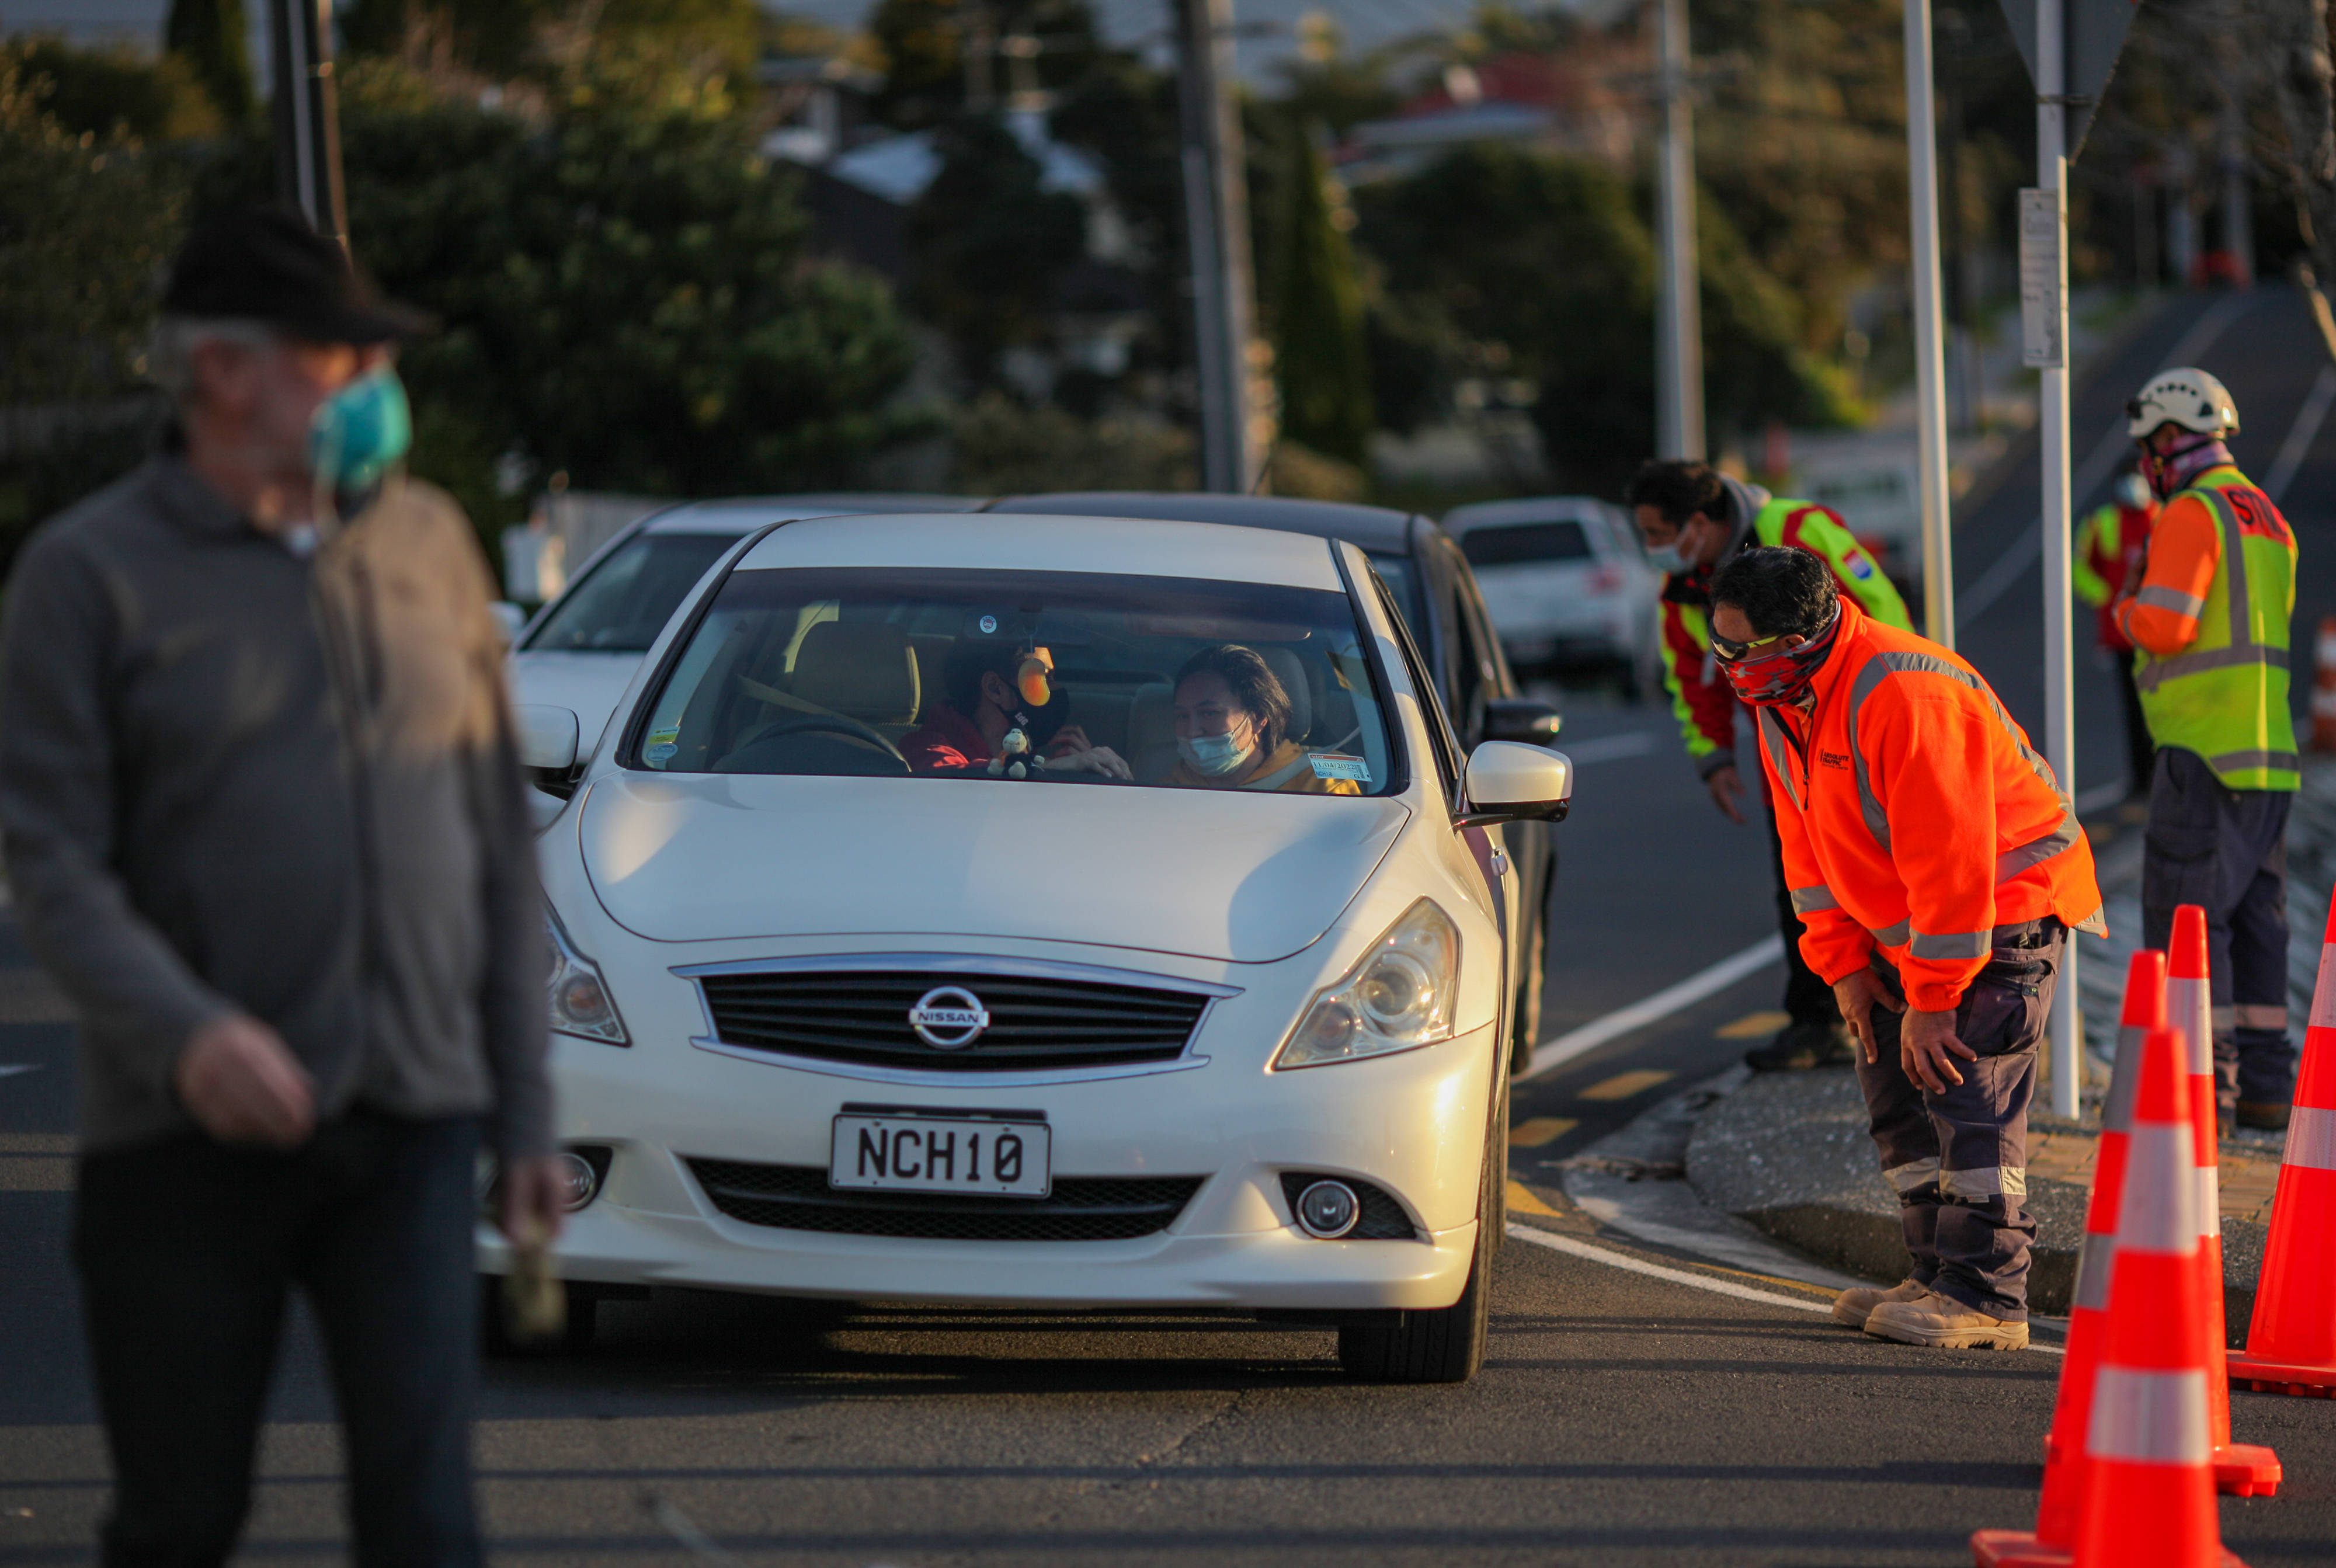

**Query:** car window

left=1451, top=559, right=1515, bottom=701
left=630, top=566, right=1398, bottom=796
left=1456, top=520, right=1593, bottom=568
left=1371, top=571, right=1461, bottom=800
left=523, top=532, right=739, bottom=653
left=1365, top=552, right=1420, bottom=631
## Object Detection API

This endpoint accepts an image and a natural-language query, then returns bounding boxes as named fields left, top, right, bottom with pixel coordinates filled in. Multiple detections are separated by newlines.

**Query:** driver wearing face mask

left=902, top=641, right=1131, bottom=778
left=1164, top=644, right=1359, bottom=795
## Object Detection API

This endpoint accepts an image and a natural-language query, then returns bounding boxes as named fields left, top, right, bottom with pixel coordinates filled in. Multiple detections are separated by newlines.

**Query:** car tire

left=1337, top=1081, right=1499, bottom=1385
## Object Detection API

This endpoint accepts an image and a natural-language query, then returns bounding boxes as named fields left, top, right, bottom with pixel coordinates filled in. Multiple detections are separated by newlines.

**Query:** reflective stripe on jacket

left=1659, top=492, right=1912, bottom=773
left=2112, top=468, right=2297, bottom=791
left=1758, top=596, right=2106, bottom=1013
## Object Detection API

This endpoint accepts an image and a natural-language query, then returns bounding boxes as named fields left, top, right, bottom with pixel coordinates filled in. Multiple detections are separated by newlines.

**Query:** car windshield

left=631, top=566, right=1398, bottom=795
left=524, top=531, right=741, bottom=653
left=1458, top=520, right=1593, bottom=567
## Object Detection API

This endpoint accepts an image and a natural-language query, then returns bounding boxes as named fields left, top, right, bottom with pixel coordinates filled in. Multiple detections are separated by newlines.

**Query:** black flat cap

left=162, top=205, right=431, bottom=342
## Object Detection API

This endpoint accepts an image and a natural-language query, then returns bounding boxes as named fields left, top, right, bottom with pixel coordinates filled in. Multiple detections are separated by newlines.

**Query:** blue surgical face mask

left=1178, top=729, right=1254, bottom=777
left=1643, top=539, right=1691, bottom=575
left=309, top=365, right=412, bottom=496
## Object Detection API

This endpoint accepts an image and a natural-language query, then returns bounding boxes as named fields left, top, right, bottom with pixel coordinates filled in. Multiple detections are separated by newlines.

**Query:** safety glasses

left=1709, top=629, right=1792, bottom=663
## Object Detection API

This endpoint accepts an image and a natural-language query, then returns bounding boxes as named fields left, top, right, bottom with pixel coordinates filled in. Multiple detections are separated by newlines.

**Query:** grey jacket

left=0, top=457, right=551, bottom=1156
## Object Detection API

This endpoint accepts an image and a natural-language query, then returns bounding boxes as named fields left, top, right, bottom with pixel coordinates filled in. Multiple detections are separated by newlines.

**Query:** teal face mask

left=308, top=366, right=412, bottom=495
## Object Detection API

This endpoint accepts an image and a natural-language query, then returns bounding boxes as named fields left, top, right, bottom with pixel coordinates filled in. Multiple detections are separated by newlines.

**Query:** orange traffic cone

left=1976, top=954, right=2171, bottom=1568
left=2170, top=906, right=2282, bottom=1491
left=2227, top=892, right=2336, bottom=1396
left=2073, top=1025, right=2250, bottom=1565
left=2309, top=615, right=2336, bottom=753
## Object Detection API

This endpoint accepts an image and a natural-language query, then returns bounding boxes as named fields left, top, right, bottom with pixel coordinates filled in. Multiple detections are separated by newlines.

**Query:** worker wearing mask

left=2072, top=470, right=2161, bottom=797
left=1710, top=546, right=2104, bottom=1350
left=1625, top=460, right=1914, bottom=1073
left=2112, top=368, right=2299, bottom=1131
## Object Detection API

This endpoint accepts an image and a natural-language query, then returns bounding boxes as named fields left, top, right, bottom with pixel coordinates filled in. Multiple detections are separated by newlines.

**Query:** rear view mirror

left=1461, top=740, right=1573, bottom=825
left=1483, top=696, right=1562, bottom=747
left=513, top=705, right=580, bottom=774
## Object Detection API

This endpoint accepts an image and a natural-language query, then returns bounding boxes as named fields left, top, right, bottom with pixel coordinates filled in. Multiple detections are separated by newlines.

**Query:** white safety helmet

left=2126, top=367, right=2238, bottom=440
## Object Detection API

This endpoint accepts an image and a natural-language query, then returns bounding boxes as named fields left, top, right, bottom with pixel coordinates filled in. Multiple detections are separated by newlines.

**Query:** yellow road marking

left=1504, top=1179, right=1561, bottom=1217
left=1715, top=1009, right=1791, bottom=1040
left=1579, top=1069, right=1674, bottom=1101
left=1507, top=1116, right=1579, bottom=1149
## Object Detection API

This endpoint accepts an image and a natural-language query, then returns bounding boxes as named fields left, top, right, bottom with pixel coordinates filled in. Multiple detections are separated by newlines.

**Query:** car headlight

left=545, top=906, right=629, bottom=1045
left=1273, top=899, right=1460, bottom=1070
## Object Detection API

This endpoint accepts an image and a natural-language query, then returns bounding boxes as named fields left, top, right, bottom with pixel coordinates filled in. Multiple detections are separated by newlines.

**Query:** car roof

left=1441, top=496, right=1619, bottom=533
left=985, top=492, right=1421, bottom=554
left=642, top=493, right=983, bottom=535
left=732, top=511, right=1347, bottom=590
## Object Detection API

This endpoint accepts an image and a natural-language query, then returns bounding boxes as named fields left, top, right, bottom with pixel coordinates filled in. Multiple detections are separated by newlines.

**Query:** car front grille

left=688, top=1159, right=1205, bottom=1242
left=693, top=969, right=1211, bottom=1072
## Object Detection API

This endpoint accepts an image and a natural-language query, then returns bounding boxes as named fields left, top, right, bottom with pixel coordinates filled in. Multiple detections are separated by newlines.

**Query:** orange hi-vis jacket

left=1756, top=597, right=2107, bottom=1013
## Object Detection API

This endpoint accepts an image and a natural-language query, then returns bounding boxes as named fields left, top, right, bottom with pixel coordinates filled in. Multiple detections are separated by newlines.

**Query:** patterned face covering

left=2139, top=433, right=2233, bottom=500
left=1713, top=597, right=1843, bottom=707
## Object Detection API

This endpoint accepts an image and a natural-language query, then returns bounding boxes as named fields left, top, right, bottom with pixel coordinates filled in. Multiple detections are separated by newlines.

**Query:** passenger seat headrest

left=791, top=622, right=919, bottom=726
left=1257, top=646, right=1313, bottom=746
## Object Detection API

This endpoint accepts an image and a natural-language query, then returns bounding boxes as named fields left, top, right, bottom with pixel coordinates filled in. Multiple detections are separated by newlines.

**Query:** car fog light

left=555, top=1150, right=601, bottom=1211
left=1295, top=1179, right=1360, bottom=1239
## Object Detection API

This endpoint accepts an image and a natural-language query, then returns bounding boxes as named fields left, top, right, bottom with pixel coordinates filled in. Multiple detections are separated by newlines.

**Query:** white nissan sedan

left=503, top=512, right=1573, bottom=1383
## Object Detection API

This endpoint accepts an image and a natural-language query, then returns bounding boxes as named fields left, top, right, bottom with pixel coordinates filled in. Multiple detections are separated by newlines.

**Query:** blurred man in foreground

left=1625, top=460, right=1913, bottom=1073
left=1710, top=547, right=2103, bottom=1350
left=0, top=208, right=561, bottom=1566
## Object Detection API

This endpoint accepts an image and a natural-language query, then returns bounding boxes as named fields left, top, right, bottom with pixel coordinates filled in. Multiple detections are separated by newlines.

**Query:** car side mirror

left=514, top=704, right=580, bottom=774
left=489, top=602, right=528, bottom=646
left=1460, top=740, right=1572, bottom=825
left=1483, top=696, right=1562, bottom=747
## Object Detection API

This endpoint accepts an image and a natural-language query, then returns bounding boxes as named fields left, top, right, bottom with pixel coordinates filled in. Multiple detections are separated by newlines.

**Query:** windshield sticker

left=1309, top=753, right=1371, bottom=783
left=644, top=726, right=680, bottom=763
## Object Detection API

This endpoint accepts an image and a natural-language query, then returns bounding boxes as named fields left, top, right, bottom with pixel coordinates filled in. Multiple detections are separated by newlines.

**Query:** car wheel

left=1508, top=908, right=1546, bottom=1076
left=1337, top=1084, right=1498, bottom=1385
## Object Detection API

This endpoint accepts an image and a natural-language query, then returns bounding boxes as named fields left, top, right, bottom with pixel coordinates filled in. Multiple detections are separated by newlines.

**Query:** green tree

left=908, top=112, right=1087, bottom=385
left=1258, top=118, right=1371, bottom=468
left=4, top=36, right=218, bottom=141
left=164, top=0, right=254, bottom=124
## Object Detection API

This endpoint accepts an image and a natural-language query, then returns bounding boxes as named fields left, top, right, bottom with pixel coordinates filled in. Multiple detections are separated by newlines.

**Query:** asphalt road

left=5, top=287, right=2336, bottom=1564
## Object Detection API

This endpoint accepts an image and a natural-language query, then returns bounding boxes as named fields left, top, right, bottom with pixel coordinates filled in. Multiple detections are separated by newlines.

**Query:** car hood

left=578, top=771, right=1411, bottom=962
left=507, top=652, right=644, bottom=755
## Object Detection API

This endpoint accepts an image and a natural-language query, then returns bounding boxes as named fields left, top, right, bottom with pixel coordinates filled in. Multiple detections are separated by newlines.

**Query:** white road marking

left=1518, top=936, right=1782, bottom=1082
left=1560, top=731, right=1659, bottom=765
left=0, top=1065, right=37, bottom=1079
left=1504, top=1222, right=2066, bottom=1354
left=1958, top=294, right=2255, bottom=625
left=2265, top=363, right=2336, bottom=503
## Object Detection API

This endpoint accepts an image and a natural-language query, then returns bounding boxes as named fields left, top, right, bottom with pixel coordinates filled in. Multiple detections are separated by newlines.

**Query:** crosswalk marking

left=1579, top=1069, right=1674, bottom=1102
left=1507, top=1116, right=1579, bottom=1148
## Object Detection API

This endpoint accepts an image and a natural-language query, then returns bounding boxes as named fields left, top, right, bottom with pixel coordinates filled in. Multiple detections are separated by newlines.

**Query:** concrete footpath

left=1678, top=760, right=2334, bottom=1324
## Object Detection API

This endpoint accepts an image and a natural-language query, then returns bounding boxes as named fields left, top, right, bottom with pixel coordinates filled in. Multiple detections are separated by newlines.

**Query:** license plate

left=829, top=1112, right=1051, bottom=1197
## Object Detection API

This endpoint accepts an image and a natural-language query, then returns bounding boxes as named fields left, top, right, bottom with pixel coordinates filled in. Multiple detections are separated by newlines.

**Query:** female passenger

left=1166, top=644, right=1361, bottom=795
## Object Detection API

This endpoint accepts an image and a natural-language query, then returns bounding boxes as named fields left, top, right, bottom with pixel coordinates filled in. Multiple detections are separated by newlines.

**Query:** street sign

left=1997, top=0, right=2140, bottom=159
left=2019, top=188, right=2064, bottom=368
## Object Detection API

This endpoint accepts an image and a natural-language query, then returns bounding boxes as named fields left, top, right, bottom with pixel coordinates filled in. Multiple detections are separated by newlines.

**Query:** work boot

left=1831, top=1278, right=1927, bottom=1330
left=1864, top=1289, right=2029, bottom=1351
left=1743, top=1019, right=1852, bottom=1073
left=2236, top=1100, right=2292, bottom=1132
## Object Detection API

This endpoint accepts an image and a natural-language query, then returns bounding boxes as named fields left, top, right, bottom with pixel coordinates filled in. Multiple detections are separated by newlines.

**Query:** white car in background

left=1441, top=498, right=1661, bottom=697
left=504, top=510, right=1574, bottom=1383
left=507, top=495, right=976, bottom=751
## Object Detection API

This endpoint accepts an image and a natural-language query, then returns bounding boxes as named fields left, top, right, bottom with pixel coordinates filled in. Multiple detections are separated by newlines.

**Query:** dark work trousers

left=1854, top=919, right=2061, bottom=1322
left=2141, top=745, right=2295, bottom=1109
left=2113, top=652, right=2156, bottom=798
left=1766, top=805, right=1844, bottom=1027
left=74, top=1111, right=485, bottom=1568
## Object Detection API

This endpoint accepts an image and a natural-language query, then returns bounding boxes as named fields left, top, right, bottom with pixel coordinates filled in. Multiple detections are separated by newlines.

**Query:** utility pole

left=268, top=0, right=347, bottom=249
left=1654, top=0, right=1704, bottom=460
left=1172, top=0, right=1263, bottom=491
left=2031, top=0, right=2080, bottom=1118
left=1904, top=0, right=1954, bottom=648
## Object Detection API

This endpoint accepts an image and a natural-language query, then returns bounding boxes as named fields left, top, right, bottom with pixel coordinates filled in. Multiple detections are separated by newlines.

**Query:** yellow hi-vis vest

left=2133, top=472, right=2299, bottom=791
